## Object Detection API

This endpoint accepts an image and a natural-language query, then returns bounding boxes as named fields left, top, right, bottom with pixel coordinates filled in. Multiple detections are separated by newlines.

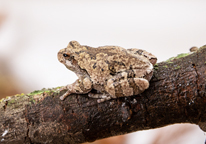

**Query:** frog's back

left=75, top=45, right=150, bottom=78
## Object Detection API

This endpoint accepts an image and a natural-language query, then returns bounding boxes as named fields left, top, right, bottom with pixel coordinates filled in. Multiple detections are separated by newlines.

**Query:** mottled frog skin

left=58, top=41, right=157, bottom=103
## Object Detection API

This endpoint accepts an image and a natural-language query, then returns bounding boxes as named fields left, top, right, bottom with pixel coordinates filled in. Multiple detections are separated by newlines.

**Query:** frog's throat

left=65, top=60, right=89, bottom=79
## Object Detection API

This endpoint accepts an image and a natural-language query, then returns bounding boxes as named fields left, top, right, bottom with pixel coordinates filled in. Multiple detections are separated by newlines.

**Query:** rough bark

left=0, top=46, right=206, bottom=144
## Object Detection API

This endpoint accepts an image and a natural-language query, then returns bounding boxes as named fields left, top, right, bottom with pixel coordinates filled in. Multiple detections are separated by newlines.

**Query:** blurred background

left=0, top=0, right=205, bottom=143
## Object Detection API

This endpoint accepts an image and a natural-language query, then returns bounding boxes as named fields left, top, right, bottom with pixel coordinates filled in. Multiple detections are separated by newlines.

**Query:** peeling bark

left=0, top=46, right=206, bottom=144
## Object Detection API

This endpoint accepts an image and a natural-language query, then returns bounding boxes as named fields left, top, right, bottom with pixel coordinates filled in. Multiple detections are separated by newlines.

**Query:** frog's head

left=57, top=41, right=80, bottom=71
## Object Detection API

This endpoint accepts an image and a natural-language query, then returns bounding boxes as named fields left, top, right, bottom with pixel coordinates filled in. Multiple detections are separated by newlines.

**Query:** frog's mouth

left=65, top=60, right=75, bottom=69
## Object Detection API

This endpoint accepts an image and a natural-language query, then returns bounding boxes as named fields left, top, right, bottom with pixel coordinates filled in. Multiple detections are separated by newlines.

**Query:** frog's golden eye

left=63, top=54, right=69, bottom=57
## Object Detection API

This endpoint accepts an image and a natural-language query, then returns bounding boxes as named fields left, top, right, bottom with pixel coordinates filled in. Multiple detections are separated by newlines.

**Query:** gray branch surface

left=0, top=46, right=206, bottom=144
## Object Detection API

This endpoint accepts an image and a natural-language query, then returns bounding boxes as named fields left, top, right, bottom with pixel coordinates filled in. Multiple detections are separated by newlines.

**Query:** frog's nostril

left=57, top=52, right=64, bottom=62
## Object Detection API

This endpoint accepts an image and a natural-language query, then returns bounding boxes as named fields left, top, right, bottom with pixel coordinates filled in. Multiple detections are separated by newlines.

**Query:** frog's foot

left=88, top=92, right=112, bottom=103
left=60, top=90, right=71, bottom=100
left=59, top=85, right=72, bottom=100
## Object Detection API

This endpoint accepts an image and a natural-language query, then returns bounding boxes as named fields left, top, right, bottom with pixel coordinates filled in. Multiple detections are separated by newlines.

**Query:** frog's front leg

left=60, top=77, right=92, bottom=100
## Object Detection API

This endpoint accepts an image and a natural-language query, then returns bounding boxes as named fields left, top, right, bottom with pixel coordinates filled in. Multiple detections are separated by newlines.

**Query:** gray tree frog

left=58, top=41, right=157, bottom=103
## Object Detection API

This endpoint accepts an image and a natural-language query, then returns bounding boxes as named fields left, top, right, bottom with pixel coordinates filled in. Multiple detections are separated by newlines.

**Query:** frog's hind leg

left=88, top=92, right=112, bottom=103
left=105, top=71, right=150, bottom=98
left=127, top=48, right=157, bottom=65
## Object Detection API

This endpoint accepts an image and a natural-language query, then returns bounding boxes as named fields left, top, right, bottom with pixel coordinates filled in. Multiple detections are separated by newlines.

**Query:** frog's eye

left=63, top=54, right=69, bottom=57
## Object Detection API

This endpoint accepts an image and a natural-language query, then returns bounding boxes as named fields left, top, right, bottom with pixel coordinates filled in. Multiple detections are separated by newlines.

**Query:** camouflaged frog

left=58, top=41, right=157, bottom=103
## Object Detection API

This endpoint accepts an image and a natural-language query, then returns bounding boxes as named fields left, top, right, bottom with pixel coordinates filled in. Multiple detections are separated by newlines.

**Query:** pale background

left=0, top=0, right=205, bottom=144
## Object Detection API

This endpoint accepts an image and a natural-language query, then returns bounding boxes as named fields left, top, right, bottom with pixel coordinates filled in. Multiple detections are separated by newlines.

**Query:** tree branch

left=0, top=46, right=206, bottom=144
